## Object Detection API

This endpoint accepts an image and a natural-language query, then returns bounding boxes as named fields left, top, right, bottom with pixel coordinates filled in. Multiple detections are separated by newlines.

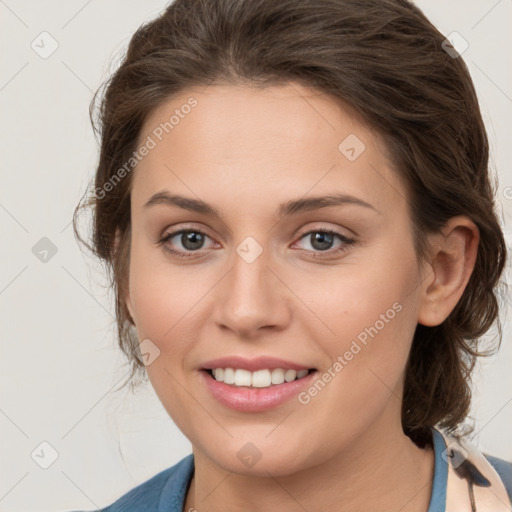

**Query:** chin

left=196, top=435, right=318, bottom=477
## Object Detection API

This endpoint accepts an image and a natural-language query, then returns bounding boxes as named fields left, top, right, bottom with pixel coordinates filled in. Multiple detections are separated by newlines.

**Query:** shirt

left=74, top=428, right=512, bottom=512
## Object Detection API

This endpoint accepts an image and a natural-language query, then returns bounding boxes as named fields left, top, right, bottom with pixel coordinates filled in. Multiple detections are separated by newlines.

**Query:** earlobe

left=417, top=216, right=479, bottom=327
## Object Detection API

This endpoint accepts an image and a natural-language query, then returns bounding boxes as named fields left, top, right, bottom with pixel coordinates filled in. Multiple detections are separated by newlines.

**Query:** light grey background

left=0, top=1, right=511, bottom=511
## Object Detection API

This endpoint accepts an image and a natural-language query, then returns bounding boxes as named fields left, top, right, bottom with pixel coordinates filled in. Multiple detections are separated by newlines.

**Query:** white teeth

left=210, top=367, right=312, bottom=388
left=252, top=369, right=272, bottom=388
left=284, top=369, right=297, bottom=382
left=271, top=368, right=285, bottom=385
left=234, top=369, right=252, bottom=387
left=223, top=368, right=235, bottom=384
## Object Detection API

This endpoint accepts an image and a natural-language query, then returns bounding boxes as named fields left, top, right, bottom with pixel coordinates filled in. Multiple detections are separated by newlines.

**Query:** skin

left=123, top=82, right=479, bottom=512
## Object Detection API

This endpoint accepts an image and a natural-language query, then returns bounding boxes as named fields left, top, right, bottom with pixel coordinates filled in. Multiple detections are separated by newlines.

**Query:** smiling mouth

left=204, top=368, right=317, bottom=388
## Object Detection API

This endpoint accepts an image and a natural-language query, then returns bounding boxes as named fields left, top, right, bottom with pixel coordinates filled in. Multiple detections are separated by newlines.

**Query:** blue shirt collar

left=428, top=427, right=448, bottom=512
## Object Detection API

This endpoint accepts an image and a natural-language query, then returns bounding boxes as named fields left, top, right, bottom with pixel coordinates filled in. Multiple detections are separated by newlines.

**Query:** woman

left=73, top=0, right=512, bottom=510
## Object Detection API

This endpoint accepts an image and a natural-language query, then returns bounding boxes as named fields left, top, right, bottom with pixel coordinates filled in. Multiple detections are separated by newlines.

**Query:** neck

left=183, top=420, right=435, bottom=512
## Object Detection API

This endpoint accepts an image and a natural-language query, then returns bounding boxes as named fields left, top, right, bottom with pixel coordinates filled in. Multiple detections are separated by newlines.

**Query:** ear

left=113, top=227, right=135, bottom=323
left=417, top=216, right=479, bottom=327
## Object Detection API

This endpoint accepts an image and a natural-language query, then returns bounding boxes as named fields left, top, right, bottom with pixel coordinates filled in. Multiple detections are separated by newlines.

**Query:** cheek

left=126, top=244, right=216, bottom=380
left=128, top=241, right=195, bottom=338
left=127, top=253, right=204, bottom=431
left=304, top=254, right=417, bottom=348
left=295, top=299, right=416, bottom=453
left=303, top=252, right=419, bottom=404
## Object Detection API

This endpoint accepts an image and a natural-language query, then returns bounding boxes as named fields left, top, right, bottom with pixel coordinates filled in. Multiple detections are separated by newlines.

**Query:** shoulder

left=484, top=453, right=512, bottom=504
left=90, top=454, right=194, bottom=512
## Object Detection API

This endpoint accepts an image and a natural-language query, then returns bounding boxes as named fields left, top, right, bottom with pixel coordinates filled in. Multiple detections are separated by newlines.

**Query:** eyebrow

left=143, top=191, right=380, bottom=218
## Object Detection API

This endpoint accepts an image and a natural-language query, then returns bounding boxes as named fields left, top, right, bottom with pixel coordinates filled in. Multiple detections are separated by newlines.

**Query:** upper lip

left=201, top=356, right=315, bottom=372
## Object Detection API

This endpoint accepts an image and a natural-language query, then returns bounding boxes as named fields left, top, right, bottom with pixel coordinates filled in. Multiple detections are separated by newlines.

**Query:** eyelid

left=294, top=222, right=357, bottom=240
left=160, top=222, right=217, bottom=240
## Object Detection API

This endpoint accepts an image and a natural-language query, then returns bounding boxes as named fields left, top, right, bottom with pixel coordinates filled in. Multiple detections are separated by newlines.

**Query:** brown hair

left=74, top=0, right=507, bottom=448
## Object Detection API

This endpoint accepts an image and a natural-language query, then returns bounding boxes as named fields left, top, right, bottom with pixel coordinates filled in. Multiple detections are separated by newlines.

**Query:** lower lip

left=200, top=370, right=317, bottom=412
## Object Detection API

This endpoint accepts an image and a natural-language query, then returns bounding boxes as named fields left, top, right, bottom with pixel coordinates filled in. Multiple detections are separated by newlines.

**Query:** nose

left=212, top=244, right=292, bottom=339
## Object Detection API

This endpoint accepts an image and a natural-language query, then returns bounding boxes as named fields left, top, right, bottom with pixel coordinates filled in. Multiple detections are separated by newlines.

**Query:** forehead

left=139, top=82, right=366, bottom=156
left=131, top=82, right=407, bottom=217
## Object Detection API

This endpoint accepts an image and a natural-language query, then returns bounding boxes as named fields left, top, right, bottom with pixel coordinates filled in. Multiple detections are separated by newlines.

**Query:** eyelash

left=157, top=227, right=356, bottom=260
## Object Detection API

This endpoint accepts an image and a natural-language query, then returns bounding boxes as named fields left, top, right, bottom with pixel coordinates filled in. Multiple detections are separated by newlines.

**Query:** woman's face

left=125, top=82, right=430, bottom=475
